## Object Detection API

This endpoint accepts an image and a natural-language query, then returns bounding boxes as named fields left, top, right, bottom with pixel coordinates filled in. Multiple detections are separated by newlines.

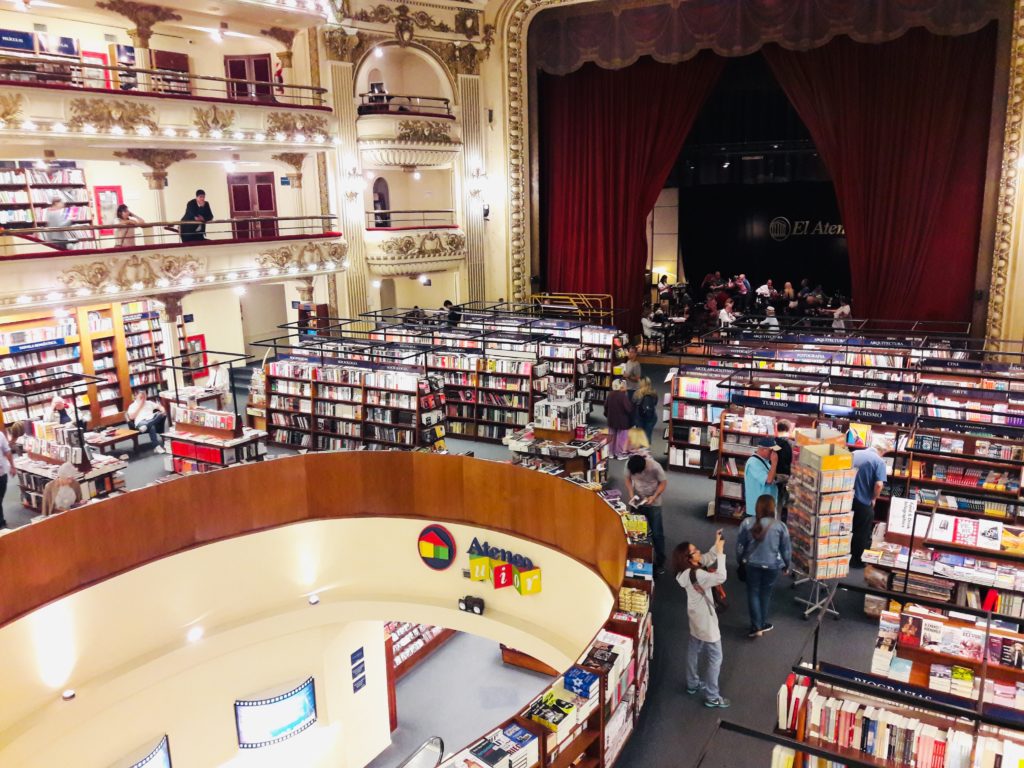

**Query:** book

left=897, top=615, right=923, bottom=648
left=928, top=663, right=952, bottom=693
left=953, top=518, right=979, bottom=547
left=888, top=656, right=913, bottom=683
left=920, top=619, right=944, bottom=652
left=976, top=519, right=1004, bottom=551
left=949, top=665, right=975, bottom=697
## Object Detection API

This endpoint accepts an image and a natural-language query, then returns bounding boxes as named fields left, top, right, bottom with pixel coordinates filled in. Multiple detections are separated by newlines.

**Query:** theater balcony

left=0, top=81, right=333, bottom=152
left=363, top=222, right=465, bottom=276
left=0, top=216, right=347, bottom=309
left=356, top=111, right=462, bottom=169
left=0, top=54, right=330, bottom=111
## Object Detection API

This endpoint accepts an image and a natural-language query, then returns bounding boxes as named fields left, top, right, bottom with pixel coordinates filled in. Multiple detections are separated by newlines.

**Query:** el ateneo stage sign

left=679, top=182, right=851, bottom=294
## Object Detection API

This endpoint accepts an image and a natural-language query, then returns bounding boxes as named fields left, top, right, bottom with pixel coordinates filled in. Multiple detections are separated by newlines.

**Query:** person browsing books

left=774, top=420, right=794, bottom=521
left=850, top=435, right=893, bottom=568
left=673, top=532, right=729, bottom=708
left=743, top=437, right=779, bottom=516
left=604, top=380, right=634, bottom=459
left=631, top=377, right=659, bottom=444
left=126, top=391, right=167, bottom=453
left=621, top=345, right=642, bottom=393
left=736, top=495, right=791, bottom=638
left=41, top=462, right=82, bottom=517
left=625, top=454, right=667, bottom=574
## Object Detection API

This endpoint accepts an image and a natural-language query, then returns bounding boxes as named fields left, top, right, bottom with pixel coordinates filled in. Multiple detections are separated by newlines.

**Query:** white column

left=459, top=74, right=487, bottom=302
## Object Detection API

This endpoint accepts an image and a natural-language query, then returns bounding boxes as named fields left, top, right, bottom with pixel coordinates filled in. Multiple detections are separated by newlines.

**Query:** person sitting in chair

left=126, top=391, right=167, bottom=453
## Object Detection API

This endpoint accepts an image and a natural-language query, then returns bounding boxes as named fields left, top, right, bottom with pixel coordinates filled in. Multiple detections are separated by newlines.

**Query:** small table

left=85, top=428, right=141, bottom=455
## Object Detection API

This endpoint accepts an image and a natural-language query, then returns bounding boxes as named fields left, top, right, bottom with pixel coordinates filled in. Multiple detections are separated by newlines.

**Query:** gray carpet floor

left=0, top=366, right=878, bottom=767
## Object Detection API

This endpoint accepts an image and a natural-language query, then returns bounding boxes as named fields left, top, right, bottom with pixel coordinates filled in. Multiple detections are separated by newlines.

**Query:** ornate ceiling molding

left=68, top=98, right=157, bottom=131
left=192, top=105, right=236, bottom=134
left=95, top=0, right=182, bottom=48
left=254, top=239, right=350, bottom=271
left=352, top=3, right=451, bottom=41
left=261, top=27, right=299, bottom=68
left=58, top=253, right=205, bottom=293
left=367, top=230, right=466, bottom=275
left=396, top=119, right=453, bottom=143
left=113, top=148, right=196, bottom=172
left=272, top=152, right=308, bottom=173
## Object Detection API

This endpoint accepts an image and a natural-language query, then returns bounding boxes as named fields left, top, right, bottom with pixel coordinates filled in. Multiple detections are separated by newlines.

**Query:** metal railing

left=0, top=214, right=338, bottom=258
left=365, top=209, right=456, bottom=230
left=357, top=93, right=453, bottom=117
left=0, top=50, right=329, bottom=108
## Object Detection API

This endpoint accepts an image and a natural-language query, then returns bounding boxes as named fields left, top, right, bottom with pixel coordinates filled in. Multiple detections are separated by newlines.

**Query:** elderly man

left=743, top=437, right=779, bottom=517
left=850, top=435, right=893, bottom=567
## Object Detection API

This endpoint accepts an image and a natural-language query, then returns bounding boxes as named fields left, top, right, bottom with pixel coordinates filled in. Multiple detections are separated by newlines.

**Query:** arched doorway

left=372, top=177, right=391, bottom=227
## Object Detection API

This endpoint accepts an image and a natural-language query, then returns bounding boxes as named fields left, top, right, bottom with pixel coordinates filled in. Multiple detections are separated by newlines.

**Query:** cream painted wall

left=392, top=271, right=460, bottom=309
left=182, top=287, right=245, bottom=355
left=5, top=620, right=389, bottom=768
left=368, top=169, right=454, bottom=217
left=0, top=515, right=613, bottom=767
left=647, top=187, right=680, bottom=284
left=353, top=46, right=454, bottom=102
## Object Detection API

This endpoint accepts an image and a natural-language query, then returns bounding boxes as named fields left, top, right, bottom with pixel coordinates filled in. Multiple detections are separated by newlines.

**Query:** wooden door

left=227, top=172, right=278, bottom=239
left=223, top=54, right=274, bottom=102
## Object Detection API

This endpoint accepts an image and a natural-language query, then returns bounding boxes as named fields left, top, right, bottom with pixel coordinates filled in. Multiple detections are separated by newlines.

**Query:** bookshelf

left=0, top=163, right=91, bottom=229
left=164, top=403, right=267, bottom=474
left=505, top=426, right=609, bottom=483
left=246, top=367, right=267, bottom=430
left=122, top=299, right=167, bottom=400
left=0, top=302, right=138, bottom=429
left=13, top=451, right=125, bottom=511
left=265, top=360, right=448, bottom=452
left=384, top=622, right=456, bottom=681
left=428, top=349, right=547, bottom=443
left=667, top=365, right=730, bottom=474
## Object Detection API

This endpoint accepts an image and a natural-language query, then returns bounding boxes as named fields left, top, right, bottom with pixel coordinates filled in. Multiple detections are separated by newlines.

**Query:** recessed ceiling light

left=308, top=594, right=320, bottom=606
left=61, top=689, right=75, bottom=701
left=186, top=626, right=204, bottom=643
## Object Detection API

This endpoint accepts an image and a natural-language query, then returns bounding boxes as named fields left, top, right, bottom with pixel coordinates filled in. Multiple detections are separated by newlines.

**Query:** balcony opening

left=363, top=168, right=455, bottom=232
left=355, top=46, right=454, bottom=118
left=0, top=156, right=337, bottom=259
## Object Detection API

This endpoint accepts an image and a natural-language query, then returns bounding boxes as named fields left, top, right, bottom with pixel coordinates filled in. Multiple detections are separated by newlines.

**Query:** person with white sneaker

left=674, top=531, right=730, bottom=709
left=126, top=391, right=167, bottom=454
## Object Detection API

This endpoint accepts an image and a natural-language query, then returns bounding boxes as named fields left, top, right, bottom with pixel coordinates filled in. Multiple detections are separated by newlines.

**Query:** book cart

left=143, top=352, right=266, bottom=475
left=1, top=370, right=127, bottom=511
left=251, top=322, right=448, bottom=453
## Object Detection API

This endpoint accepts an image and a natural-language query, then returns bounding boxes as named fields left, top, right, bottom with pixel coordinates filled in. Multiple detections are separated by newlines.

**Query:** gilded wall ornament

left=57, top=261, right=117, bottom=292
left=381, top=231, right=465, bottom=260
left=323, top=27, right=370, bottom=62
left=192, top=105, right=236, bottom=134
left=271, top=152, right=307, bottom=173
left=69, top=99, right=157, bottom=131
left=352, top=4, right=451, bottom=43
left=455, top=10, right=481, bottom=39
left=95, top=0, right=181, bottom=47
left=113, top=148, right=196, bottom=173
left=255, top=240, right=348, bottom=271
left=266, top=112, right=329, bottom=137
left=116, top=255, right=159, bottom=288
left=421, top=38, right=481, bottom=76
left=60, top=253, right=205, bottom=292
left=396, top=120, right=453, bottom=144
left=0, top=93, right=24, bottom=123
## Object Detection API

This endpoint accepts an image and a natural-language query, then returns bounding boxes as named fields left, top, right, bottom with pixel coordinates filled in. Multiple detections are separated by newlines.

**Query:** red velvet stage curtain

left=762, top=25, right=996, bottom=322
left=539, top=54, right=724, bottom=332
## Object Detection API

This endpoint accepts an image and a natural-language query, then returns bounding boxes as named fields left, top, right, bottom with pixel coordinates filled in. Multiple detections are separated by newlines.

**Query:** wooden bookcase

left=264, top=360, right=448, bottom=452
left=0, top=163, right=91, bottom=230
left=385, top=622, right=457, bottom=681
left=667, top=365, right=730, bottom=474
left=164, top=404, right=267, bottom=475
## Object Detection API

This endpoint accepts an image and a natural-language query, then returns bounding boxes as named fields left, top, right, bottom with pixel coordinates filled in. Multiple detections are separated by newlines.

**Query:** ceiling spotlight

left=722, top=161, right=731, bottom=169
left=274, top=131, right=286, bottom=142
left=54, top=307, right=69, bottom=318
left=341, top=259, right=350, bottom=269
left=412, top=170, right=421, bottom=181
left=179, top=276, right=195, bottom=287
left=374, top=46, right=383, bottom=59
left=287, top=265, right=300, bottom=274
left=14, top=295, right=31, bottom=304
left=254, top=132, right=266, bottom=142
left=306, top=263, right=318, bottom=272
left=45, top=291, right=62, bottom=301
left=371, top=279, right=382, bottom=289
left=226, top=272, right=239, bottom=281
left=210, top=29, right=223, bottom=43
left=246, top=269, right=260, bottom=279
left=186, top=626, right=204, bottom=643
left=81, top=123, right=97, bottom=134
left=268, top=267, right=280, bottom=276
left=163, top=127, right=176, bottom=138
left=323, top=260, right=335, bottom=270
left=75, top=288, right=92, bottom=297
left=155, top=277, right=170, bottom=288
left=51, top=122, right=68, bottom=133
left=233, top=285, right=247, bottom=296
left=308, top=594, right=320, bottom=606
left=204, top=275, right=216, bottom=283
left=61, top=689, right=76, bottom=701
left=187, top=128, right=200, bottom=139
left=418, top=274, right=428, bottom=284
left=232, top=131, right=245, bottom=141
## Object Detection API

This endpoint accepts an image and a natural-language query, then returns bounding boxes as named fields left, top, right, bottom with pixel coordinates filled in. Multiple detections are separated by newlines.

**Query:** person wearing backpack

left=673, top=531, right=730, bottom=708
left=632, top=377, right=659, bottom=444
left=736, top=494, right=792, bottom=638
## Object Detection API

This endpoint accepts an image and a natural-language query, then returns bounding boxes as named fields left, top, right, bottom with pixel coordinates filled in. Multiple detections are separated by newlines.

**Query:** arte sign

left=418, top=524, right=456, bottom=570
left=769, top=216, right=846, bottom=241
left=467, top=536, right=542, bottom=596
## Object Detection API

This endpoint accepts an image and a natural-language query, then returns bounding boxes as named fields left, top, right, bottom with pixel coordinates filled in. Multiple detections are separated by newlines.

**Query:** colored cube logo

left=514, top=567, right=542, bottom=596
left=491, top=562, right=515, bottom=589
left=417, top=524, right=456, bottom=571
left=469, top=554, right=491, bottom=581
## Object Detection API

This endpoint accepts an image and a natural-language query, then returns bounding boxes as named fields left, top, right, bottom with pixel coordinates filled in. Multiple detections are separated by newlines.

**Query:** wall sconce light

left=344, top=167, right=366, bottom=201
left=482, top=204, right=490, bottom=221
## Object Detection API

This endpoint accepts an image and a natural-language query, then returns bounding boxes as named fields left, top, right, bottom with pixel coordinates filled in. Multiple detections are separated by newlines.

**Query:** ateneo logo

left=769, top=216, right=792, bottom=241
left=417, top=524, right=456, bottom=570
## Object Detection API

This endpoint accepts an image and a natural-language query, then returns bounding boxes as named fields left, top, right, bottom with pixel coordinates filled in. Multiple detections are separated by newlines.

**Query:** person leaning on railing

left=114, top=204, right=145, bottom=248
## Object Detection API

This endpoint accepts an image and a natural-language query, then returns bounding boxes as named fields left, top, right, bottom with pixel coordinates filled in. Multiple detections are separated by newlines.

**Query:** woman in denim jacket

left=736, top=494, right=791, bottom=638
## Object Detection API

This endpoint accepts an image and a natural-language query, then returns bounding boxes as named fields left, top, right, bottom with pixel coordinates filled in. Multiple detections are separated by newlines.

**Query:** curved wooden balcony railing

left=0, top=214, right=340, bottom=259
left=0, top=50, right=329, bottom=109
left=0, top=452, right=627, bottom=629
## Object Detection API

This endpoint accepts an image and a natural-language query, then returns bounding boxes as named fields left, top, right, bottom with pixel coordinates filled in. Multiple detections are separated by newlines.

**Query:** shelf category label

left=8, top=338, right=66, bottom=354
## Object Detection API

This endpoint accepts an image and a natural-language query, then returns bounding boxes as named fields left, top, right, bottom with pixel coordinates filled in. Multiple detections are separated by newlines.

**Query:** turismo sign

left=769, top=216, right=846, bottom=242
